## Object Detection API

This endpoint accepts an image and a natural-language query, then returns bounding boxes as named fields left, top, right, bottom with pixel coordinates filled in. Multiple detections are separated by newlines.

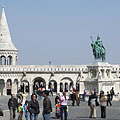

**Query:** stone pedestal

left=85, top=62, right=113, bottom=94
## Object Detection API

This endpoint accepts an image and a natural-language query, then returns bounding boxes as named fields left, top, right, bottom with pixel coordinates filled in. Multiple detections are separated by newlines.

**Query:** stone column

left=5, top=57, right=7, bottom=65
left=104, top=69, right=107, bottom=78
left=88, top=69, right=91, bottom=78
left=17, top=81, right=21, bottom=90
left=109, top=69, right=112, bottom=78
left=0, top=57, right=1, bottom=65
left=46, top=83, right=49, bottom=90
left=79, top=82, right=82, bottom=94
left=29, top=83, right=33, bottom=95
left=11, top=56, right=13, bottom=65
left=11, top=81, right=17, bottom=95
left=3, top=81, right=7, bottom=96
left=98, top=82, right=102, bottom=94
left=57, top=83, right=60, bottom=93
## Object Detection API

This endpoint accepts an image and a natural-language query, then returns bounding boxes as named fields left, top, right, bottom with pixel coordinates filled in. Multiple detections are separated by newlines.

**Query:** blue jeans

left=30, top=114, right=38, bottom=120
left=25, top=111, right=29, bottom=120
left=60, top=105, right=67, bottom=120
left=43, top=112, right=51, bottom=120
left=38, top=95, right=42, bottom=100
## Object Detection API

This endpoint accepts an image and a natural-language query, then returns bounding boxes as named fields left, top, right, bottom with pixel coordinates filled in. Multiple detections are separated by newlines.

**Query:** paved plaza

left=0, top=95, right=120, bottom=120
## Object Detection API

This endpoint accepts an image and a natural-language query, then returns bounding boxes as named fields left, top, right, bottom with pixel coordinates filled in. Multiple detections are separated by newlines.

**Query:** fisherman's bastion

left=0, top=6, right=120, bottom=96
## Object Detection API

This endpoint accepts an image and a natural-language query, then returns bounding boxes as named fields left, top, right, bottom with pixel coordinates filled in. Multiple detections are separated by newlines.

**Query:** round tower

left=0, top=6, right=18, bottom=65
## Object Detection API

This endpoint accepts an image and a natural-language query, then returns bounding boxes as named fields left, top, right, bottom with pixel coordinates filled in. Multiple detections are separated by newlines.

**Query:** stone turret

left=0, top=6, right=18, bottom=65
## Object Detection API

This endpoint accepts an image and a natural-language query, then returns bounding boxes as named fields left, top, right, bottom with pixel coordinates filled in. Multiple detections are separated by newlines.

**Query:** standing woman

left=100, top=92, right=107, bottom=118
left=60, top=92, right=69, bottom=120
left=28, top=94, right=40, bottom=120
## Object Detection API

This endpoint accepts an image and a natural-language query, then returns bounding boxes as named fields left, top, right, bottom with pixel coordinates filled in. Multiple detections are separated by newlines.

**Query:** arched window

left=1, top=56, right=6, bottom=65
left=7, top=79, right=12, bottom=95
left=7, top=56, right=12, bottom=65
left=65, top=82, right=68, bottom=92
left=60, top=83, right=63, bottom=92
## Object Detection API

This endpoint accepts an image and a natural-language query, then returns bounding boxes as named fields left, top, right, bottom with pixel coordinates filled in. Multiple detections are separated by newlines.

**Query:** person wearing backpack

left=88, top=91, right=97, bottom=119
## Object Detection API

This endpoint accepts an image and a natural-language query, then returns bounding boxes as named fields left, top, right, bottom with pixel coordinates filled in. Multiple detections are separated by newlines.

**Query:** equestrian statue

left=91, top=36, right=106, bottom=62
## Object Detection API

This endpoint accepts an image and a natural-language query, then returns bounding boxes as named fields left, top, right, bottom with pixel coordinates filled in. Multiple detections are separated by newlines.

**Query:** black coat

left=28, top=100, right=40, bottom=115
left=43, top=96, right=52, bottom=114
left=88, top=94, right=98, bottom=106
left=8, top=98, right=18, bottom=110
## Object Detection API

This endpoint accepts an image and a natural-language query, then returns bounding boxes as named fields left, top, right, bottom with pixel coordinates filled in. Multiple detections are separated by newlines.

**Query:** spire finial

left=2, top=5, right=5, bottom=8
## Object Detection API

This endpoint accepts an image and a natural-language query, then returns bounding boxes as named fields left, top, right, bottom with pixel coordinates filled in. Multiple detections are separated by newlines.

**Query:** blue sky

left=0, top=0, right=120, bottom=65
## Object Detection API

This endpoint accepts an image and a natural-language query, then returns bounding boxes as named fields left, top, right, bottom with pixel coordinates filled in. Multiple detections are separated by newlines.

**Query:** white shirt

left=60, top=96, right=69, bottom=105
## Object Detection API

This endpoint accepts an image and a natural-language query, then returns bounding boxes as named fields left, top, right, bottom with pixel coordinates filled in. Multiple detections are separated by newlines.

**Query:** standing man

left=88, top=91, right=97, bottom=119
left=83, top=90, right=87, bottom=101
left=71, top=91, right=76, bottom=106
left=107, top=91, right=112, bottom=106
left=28, top=94, right=40, bottom=120
left=42, top=90, right=52, bottom=120
left=110, top=87, right=115, bottom=101
left=50, top=84, right=53, bottom=96
left=8, top=94, right=18, bottom=120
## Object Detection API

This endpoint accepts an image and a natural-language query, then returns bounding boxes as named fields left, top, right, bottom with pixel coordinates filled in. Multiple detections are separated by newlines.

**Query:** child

left=23, top=100, right=29, bottom=120
left=18, top=103, right=23, bottom=120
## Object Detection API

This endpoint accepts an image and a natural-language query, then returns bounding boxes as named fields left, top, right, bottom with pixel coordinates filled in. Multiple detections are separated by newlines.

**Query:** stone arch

left=7, top=55, right=12, bottom=65
left=33, top=77, right=46, bottom=93
left=6, top=79, right=12, bottom=95
left=0, top=79, right=5, bottom=96
left=60, top=77, right=73, bottom=92
left=49, top=80, right=57, bottom=92
left=21, top=80, right=29, bottom=94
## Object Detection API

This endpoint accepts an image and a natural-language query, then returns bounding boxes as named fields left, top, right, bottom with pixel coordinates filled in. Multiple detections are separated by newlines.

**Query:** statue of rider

left=91, top=35, right=106, bottom=62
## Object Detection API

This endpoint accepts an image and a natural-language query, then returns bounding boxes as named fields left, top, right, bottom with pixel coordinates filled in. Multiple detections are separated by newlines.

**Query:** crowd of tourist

left=0, top=86, right=118, bottom=120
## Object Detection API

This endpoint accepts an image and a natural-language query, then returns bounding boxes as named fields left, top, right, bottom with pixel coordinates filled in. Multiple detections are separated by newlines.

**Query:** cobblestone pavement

left=0, top=95, right=120, bottom=120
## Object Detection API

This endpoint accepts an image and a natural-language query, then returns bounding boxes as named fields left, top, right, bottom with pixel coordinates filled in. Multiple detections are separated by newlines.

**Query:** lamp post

left=49, top=61, right=51, bottom=65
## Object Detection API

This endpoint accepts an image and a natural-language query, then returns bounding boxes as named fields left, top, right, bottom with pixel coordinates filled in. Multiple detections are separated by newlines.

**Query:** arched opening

left=21, top=80, right=29, bottom=94
left=76, top=82, right=80, bottom=92
left=65, top=82, right=68, bottom=92
left=69, top=81, right=73, bottom=92
left=20, top=82, right=24, bottom=93
left=60, top=82, right=63, bottom=92
left=6, top=79, right=12, bottom=95
left=60, top=77, right=74, bottom=93
left=49, top=80, right=57, bottom=92
left=7, top=56, right=12, bottom=65
left=16, top=56, right=17, bottom=65
left=0, top=79, right=5, bottom=96
left=1, top=56, right=6, bottom=65
left=33, top=77, right=46, bottom=94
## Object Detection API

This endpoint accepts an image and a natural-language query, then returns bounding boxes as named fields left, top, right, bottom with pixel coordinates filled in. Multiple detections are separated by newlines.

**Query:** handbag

left=96, top=100, right=99, bottom=106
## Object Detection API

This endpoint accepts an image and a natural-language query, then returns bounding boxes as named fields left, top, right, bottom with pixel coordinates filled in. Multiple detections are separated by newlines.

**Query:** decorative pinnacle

left=2, top=5, right=5, bottom=8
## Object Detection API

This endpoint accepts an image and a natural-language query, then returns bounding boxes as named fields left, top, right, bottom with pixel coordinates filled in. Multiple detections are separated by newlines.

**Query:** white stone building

left=0, top=7, right=120, bottom=96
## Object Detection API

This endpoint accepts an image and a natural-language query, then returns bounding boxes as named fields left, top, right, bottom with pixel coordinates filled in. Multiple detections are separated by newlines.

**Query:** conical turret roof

left=0, top=6, right=17, bottom=51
